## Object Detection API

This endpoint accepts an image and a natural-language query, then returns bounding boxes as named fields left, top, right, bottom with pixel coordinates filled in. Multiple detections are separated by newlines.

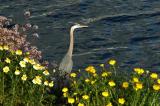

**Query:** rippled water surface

left=1, top=0, right=160, bottom=71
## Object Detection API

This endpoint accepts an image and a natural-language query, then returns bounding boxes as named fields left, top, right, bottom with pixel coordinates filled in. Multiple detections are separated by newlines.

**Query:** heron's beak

left=80, top=25, right=88, bottom=28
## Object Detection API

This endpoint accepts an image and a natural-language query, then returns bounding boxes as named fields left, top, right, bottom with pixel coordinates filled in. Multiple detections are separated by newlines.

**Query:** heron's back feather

left=59, top=54, right=73, bottom=76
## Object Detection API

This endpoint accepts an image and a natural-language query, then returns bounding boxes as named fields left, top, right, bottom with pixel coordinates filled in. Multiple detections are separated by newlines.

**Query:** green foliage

left=0, top=45, right=160, bottom=106
left=0, top=45, right=55, bottom=106
left=61, top=60, right=160, bottom=106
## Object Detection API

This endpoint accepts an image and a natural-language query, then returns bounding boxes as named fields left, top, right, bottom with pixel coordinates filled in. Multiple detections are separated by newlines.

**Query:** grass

left=0, top=45, right=160, bottom=106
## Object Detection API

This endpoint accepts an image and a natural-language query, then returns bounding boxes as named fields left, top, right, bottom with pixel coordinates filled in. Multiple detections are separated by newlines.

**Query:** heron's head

left=71, top=24, right=88, bottom=30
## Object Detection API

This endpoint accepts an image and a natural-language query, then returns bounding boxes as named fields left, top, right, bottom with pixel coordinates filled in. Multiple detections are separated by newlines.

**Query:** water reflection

left=0, top=0, right=160, bottom=71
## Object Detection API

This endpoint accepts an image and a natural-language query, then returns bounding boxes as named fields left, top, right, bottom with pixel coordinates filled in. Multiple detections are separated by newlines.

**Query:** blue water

left=1, top=0, right=160, bottom=71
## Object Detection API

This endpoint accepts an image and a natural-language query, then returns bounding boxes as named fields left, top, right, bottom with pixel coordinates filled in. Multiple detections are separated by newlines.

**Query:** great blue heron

left=59, top=24, right=88, bottom=76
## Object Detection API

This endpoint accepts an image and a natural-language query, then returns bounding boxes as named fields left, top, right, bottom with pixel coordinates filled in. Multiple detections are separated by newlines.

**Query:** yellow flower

left=157, top=79, right=160, bottom=84
left=21, top=74, right=27, bottom=81
left=49, top=81, right=54, bottom=87
left=33, top=64, right=45, bottom=70
left=90, top=69, right=96, bottom=74
left=23, top=57, right=29, bottom=62
left=101, top=72, right=108, bottom=77
left=19, top=61, right=26, bottom=68
left=73, top=92, right=77, bottom=95
left=109, top=59, right=116, bottom=65
left=118, top=98, right=125, bottom=105
left=108, top=80, right=116, bottom=87
left=122, top=82, right=129, bottom=89
left=132, top=77, right=139, bottom=83
left=85, top=78, right=90, bottom=83
left=134, top=82, right=143, bottom=91
left=44, top=80, right=49, bottom=86
left=82, top=95, right=89, bottom=100
left=93, top=73, right=97, bottom=77
left=102, top=91, right=109, bottom=97
left=5, top=58, right=11, bottom=63
left=73, top=81, right=77, bottom=85
left=68, top=97, right=75, bottom=104
left=106, top=102, right=113, bottom=106
left=39, top=65, right=45, bottom=70
left=150, top=73, right=158, bottom=79
left=63, top=92, right=67, bottom=97
left=15, top=70, right=21, bottom=75
left=85, top=66, right=96, bottom=74
left=36, top=75, right=42, bottom=79
left=28, top=59, right=36, bottom=65
left=78, top=103, right=84, bottom=106
left=70, top=73, right=77, bottom=78
left=3, top=45, right=9, bottom=50
left=134, top=68, right=144, bottom=75
left=0, top=45, right=3, bottom=50
left=32, top=79, right=37, bottom=84
left=33, top=64, right=40, bottom=70
left=3, top=66, right=10, bottom=73
left=32, top=76, right=42, bottom=85
left=26, top=52, right=30, bottom=55
left=100, top=64, right=104, bottom=67
left=153, top=84, right=160, bottom=91
left=62, top=87, right=68, bottom=93
left=43, top=70, right=50, bottom=75
left=91, top=80, right=96, bottom=84
left=16, top=50, right=22, bottom=55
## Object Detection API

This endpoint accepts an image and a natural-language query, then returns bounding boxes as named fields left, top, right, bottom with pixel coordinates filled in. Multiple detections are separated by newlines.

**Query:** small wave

left=73, top=46, right=128, bottom=56
left=130, top=36, right=160, bottom=43
left=0, top=5, right=10, bottom=10
left=29, top=1, right=82, bottom=19
left=83, top=9, right=160, bottom=24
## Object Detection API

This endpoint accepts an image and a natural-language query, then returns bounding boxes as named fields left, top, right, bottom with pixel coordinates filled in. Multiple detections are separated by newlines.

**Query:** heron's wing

left=59, top=54, right=73, bottom=76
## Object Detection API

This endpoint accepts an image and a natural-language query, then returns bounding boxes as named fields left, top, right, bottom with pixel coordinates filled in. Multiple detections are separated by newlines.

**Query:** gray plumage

left=59, top=54, right=73, bottom=75
left=59, top=24, right=88, bottom=76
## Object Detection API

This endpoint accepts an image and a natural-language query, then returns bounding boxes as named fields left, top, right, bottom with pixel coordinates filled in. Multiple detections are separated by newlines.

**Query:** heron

left=59, top=24, right=88, bottom=76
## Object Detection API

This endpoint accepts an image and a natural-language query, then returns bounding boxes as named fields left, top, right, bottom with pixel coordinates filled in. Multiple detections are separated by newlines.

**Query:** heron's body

left=59, top=54, right=73, bottom=75
left=59, top=24, right=88, bottom=76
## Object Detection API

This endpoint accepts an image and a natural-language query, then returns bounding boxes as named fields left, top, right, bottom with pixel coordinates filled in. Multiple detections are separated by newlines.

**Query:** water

left=1, top=0, right=160, bottom=71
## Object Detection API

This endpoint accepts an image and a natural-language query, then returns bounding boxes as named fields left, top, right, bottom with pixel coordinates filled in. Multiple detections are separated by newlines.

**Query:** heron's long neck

left=67, top=27, right=74, bottom=57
